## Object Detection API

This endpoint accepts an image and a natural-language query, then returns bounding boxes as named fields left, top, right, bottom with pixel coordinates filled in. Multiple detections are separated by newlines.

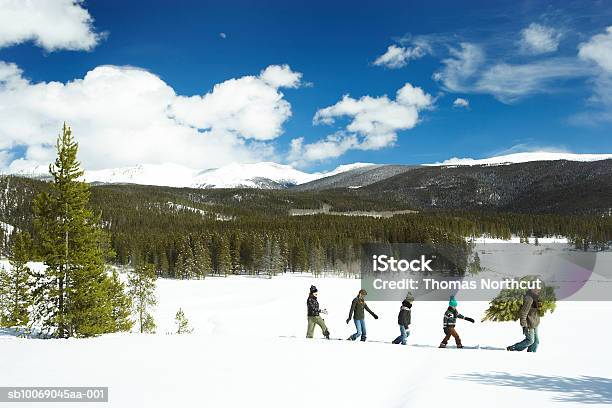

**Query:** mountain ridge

left=4, top=151, right=612, bottom=190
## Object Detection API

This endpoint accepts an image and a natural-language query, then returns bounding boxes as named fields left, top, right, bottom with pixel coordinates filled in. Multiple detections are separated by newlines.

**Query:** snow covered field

left=1, top=275, right=611, bottom=408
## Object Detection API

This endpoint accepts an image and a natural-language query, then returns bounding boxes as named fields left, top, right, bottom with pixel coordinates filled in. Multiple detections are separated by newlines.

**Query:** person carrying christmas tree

left=507, top=288, right=541, bottom=352
left=392, top=299, right=412, bottom=345
left=346, top=289, right=378, bottom=341
left=439, top=295, right=474, bottom=348
left=306, top=285, right=330, bottom=339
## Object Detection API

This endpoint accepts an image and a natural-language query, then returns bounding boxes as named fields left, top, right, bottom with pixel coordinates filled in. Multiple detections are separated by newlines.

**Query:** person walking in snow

left=439, top=296, right=474, bottom=348
left=392, top=299, right=412, bottom=345
left=346, top=289, right=378, bottom=341
left=506, top=288, right=541, bottom=352
left=306, top=285, right=330, bottom=339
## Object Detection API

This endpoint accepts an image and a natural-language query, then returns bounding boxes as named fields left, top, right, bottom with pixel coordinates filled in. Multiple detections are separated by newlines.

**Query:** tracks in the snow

left=278, top=336, right=506, bottom=351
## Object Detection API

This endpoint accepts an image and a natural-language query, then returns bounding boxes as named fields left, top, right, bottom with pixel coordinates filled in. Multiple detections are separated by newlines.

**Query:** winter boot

left=506, top=346, right=514, bottom=351
left=392, top=338, right=400, bottom=344
left=456, top=344, right=464, bottom=349
left=439, top=342, right=447, bottom=348
left=323, top=330, right=330, bottom=340
left=347, top=335, right=354, bottom=341
left=360, top=335, right=367, bottom=342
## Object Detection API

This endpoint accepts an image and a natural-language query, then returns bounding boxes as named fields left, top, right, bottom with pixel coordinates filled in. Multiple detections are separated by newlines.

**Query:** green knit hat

left=449, top=296, right=458, bottom=307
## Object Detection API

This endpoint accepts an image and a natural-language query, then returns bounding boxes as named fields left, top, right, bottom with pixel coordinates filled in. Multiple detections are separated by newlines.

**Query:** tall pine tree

left=0, top=231, right=33, bottom=328
left=127, top=263, right=157, bottom=333
left=107, top=270, right=133, bottom=332
left=33, top=124, right=129, bottom=337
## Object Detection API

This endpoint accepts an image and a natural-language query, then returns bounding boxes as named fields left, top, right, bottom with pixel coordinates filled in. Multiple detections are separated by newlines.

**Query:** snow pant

left=350, top=319, right=367, bottom=341
left=509, top=327, right=539, bottom=352
left=393, top=325, right=410, bottom=345
left=306, top=316, right=328, bottom=338
left=441, top=326, right=462, bottom=346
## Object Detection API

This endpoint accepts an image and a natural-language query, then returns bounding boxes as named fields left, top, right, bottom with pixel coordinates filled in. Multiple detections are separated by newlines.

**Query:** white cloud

left=578, top=26, right=612, bottom=73
left=434, top=43, right=591, bottom=103
left=453, top=97, right=469, bottom=108
left=0, top=0, right=102, bottom=51
left=475, top=59, right=590, bottom=103
left=573, top=27, right=612, bottom=124
left=373, top=44, right=426, bottom=69
left=259, top=64, right=303, bottom=89
left=287, top=134, right=359, bottom=164
left=170, top=65, right=302, bottom=140
left=0, top=62, right=303, bottom=170
left=433, top=43, right=485, bottom=93
left=519, top=23, right=562, bottom=55
left=290, top=83, right=433, bottom=165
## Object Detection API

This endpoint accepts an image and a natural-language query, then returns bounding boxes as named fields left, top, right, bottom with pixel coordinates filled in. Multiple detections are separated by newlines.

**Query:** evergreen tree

left=159, top=252, right=170, bottom=278
left=175, top=308, right=193, bottom=334
left=248, top=233, right=265, bottom=274
left=127, top=263, right=157, bottom=333
left=270, top=239, right=284, bottom=275
left=173, top=253, right=182, bottom=279
left=107, top=270, right=133, bottom=332
left=292, top=241, right=308, bottom=272
left=230, top=232, right=242, bottom=275
left=0, top=231, right=33, bottom=328
left=193, top=241, right=211, bottom=279
left=309, top=239, right=325, bottom=277
left=32, top=124, right=119, bottom=337
left=482, top=277, right=556, bottom=322
left=217, top=235, right=231, bottom=276
left=185, top=255, right=196, bottom=279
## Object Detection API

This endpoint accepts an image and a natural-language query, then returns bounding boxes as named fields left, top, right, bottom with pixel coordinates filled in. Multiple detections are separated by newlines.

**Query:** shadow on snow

left=450, top=372, right=612, bottom=404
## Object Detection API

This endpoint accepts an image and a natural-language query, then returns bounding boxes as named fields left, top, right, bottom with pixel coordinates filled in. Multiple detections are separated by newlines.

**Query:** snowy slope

left=85, top=163, right=200, bottom=188
left=6, top=151, right=612, bottom=189
left=191, top=162, right=320, bottom=188
left=1, top=273, right=611, bottom=408
left=428, top=151, right=612, bottom=166
left=81, top=162, right=375, bottom=189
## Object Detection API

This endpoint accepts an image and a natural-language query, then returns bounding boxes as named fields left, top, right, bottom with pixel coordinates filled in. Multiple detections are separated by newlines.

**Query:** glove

left=373, top=314, right=379, bottom=320
left=320, top=308, right=328, bottom=315
left=465, top=317, right=475, bottom=323
left=346, top=318, right=350, bottom=324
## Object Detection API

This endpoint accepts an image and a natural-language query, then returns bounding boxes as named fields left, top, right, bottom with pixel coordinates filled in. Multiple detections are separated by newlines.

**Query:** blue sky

left=0, top=0, right=611, bottom=171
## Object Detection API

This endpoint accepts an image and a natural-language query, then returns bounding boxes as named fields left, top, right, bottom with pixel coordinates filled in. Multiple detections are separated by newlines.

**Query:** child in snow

left=439, top=296, right=474, bottom=348
left=306, top=285, right=330, bottom=339
left=392, top=299, right=412, bottom=345
left=346, top=289, right=378, bottom=341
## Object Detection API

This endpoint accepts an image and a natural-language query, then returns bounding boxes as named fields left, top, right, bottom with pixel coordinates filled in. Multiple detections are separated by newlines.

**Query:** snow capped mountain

left=85, top=163, right=200, bottom=187
left=80, top=162, right=376, bottom=189
left=2, top=160, right=50, bottom=180
left=191, top=162, right=319, bottom=189
left=427, top=151, right=612, bottom=166
left=323, top=162, right=377, bottom=176
left=6, top=152, right=611, bottom=189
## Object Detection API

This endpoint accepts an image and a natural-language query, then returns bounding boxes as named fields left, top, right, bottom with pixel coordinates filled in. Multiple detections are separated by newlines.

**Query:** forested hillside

left=1, top=175, right=611, bottom=279
left=358, top=160, right=612, bottom=214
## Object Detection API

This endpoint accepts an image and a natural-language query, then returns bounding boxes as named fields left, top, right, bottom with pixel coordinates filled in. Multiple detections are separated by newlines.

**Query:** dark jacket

left=519, top=292, right=541, bottom=329
left=398, top=305, right=411, bottom=328
left=307, top=294, right=321, bottom=317
left=348, top=296, right=376, bottom=320
left=443, top=306, right=465, bottom=327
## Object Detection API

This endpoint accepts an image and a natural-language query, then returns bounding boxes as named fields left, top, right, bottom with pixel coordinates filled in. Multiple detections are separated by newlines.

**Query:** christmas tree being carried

left=482, top=276, right=556, bottom=322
